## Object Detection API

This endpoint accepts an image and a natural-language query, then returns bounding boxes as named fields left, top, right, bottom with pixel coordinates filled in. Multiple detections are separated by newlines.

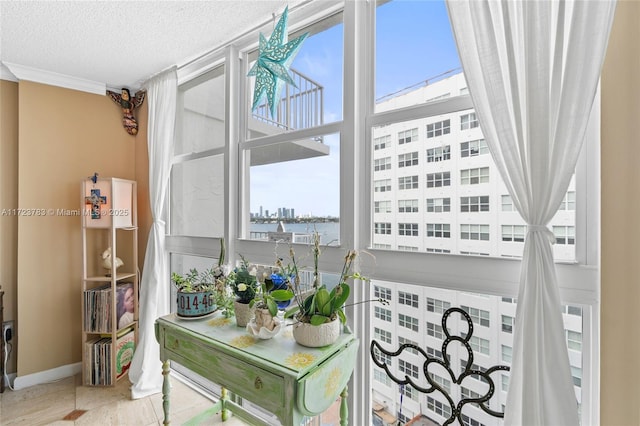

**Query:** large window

left=169, top=1, right=599, bottom=424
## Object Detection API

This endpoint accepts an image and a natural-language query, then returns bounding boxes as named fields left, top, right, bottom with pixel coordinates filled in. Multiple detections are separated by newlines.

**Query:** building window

left=501, top=345, right=512, bottom=363
left=426, top=145, right=451, bottom=163
left=427, top=346, right=450, bottom=363
left=398, top=152, right=419, bottom=167
left=461, top=167, right=490, bottom=185
left=559, top=191, right=576, bottom=211
left=427, top=297, right=451, bottom=314
left=374, top=179, right=391, bottom=192
left=566, top=305, right=582, bottom=316
left=400, top=384, right=419, bottom=401
left=427, top=197, right=451, bottom=213
left=374, top=200, right=392, bottom=213
left=373, top=243, right=391, bottom=249
left=399, top=313, right=419, bottom=331
left=398, top=245, right=419, bottom=251
left=374, top=222, right=392, bottom=235
left=469, top=336, right=489, bottom=355
left=398, top=128, right=419, bottom=145
left=374, top=135, right=391, bottom=150
left=374, top=306, right=392, bottom=322
left=398, top=223, right=419, bottom=236
left=460, top=139, right=488, bottom=157
left=374, top=157, right=392, bottom=171
left=427, top=223, right=451, bottom=238
left=398, top=291, right=419, bottom=308
left=462, top=414, right=486, bottom=426
left=554, top=226, right=575, bottom=245
left=460, top=112, right=479, bottom=130
left=398, top=199, right=419, bottom=213
left=374, top=368, right=392, bottom=386
left=426, top=396, right=452, bottom=418
left=567, top=330, right=582, bottom=351
left=502, top=374, right=510, bottom=392
left=460, top=224, right=490, bottom=241
left=426, top=172, right=451, bottom=188
left=399, top=359, right=420, bottom=379
left=461, top=305, right=490, bottom=327
left=502, top=225, right=526, bottom=242
left=374, top=327, right=392, bottom=344
left=460, top=196, right=490, bottom=212
left=399, top=175, right=419, bottom=190
left=460, top=360, right=489, bottom=383
left=426, top=248, right=451, bottom=253
left=427, top=322, right=445, bottom=339
left=501, top=315, right=514, bottom=333
left=572, top=366, right=582, bottom=387
left=373, top=347, right=392, bottom=366
left=398, top=336, right=420, bottom=355
left=374, top=286, right=392, bottom=301
left=430, top=373, right=452, bottom=393
left=426, top=119, right=451, bottom=138
left=501, top=194, right=515, bottom=211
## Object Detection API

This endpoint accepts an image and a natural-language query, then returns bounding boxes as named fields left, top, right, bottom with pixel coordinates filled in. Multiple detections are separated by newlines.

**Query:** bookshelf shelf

left=81, top=177, right=138, bottom=387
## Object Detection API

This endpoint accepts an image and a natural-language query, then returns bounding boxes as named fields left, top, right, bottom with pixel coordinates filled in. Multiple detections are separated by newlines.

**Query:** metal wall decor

left=371, top=307, right=510, bottom=425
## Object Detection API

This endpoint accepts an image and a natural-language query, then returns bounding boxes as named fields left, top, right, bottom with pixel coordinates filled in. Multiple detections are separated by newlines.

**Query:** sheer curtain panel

left=446, top=1, right=616, bottom=424
left=129, top=67, right=177, bottom=399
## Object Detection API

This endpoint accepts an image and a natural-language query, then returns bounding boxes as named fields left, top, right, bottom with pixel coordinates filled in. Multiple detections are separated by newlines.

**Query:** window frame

left=167, top=2, right=601, bottom=425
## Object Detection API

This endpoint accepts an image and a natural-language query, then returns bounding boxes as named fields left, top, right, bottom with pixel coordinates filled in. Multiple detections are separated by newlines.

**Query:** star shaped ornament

left=248, top=6, right=309, bottom=119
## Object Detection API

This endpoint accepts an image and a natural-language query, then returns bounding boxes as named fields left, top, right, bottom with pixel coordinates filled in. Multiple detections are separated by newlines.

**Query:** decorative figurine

left=107, top=88, right=146, bottom=135
left=102, top=247, right=124, bottom=276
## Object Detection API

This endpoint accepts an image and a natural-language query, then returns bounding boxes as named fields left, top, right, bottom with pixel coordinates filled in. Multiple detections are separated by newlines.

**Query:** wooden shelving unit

left=81, top=177, right=138, bottom=386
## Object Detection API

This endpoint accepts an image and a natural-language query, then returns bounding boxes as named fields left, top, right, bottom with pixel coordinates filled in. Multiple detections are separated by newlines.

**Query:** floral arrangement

left=227, top=256, right=259, bottom=304
left=285, top=231, right=368, bottom=326
left=170, top=240, right=227, bottom=295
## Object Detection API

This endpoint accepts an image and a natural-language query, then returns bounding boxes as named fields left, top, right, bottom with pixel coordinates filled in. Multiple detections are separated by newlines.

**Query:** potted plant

left=171, top=268, right=220, bottom=318
left=228, top=257, right=260, bottom=327
left=171, top=239, right=227, bottom=319
left=243, top=271, right=292, bottom=339
left=285, top=232, right=367, bottom=347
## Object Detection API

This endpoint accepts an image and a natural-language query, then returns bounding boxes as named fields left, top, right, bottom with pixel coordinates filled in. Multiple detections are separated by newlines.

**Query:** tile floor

left=0, top=373, right=250, bottom=425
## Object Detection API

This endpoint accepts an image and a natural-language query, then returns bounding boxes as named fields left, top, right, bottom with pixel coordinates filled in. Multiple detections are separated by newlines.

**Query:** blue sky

left=250, top=0, right=460, bottom=218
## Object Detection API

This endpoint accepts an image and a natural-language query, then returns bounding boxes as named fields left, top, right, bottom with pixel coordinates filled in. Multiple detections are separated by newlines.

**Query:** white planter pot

left=292, top=316, right=341, bottom=348
left=234, top=300, right=254, bottom=327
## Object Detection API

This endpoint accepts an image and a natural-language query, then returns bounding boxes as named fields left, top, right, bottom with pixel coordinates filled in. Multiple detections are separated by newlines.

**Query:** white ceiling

left=0, top=0, right=305, bottom=92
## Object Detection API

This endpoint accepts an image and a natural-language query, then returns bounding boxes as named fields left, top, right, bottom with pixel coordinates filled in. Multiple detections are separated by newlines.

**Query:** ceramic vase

left=292, top=316, right=341, bottom=347
left=233, top=300, right=253, bottom=327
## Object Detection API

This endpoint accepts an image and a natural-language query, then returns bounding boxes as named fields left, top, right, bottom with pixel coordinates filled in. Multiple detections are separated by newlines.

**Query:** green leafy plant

left=170, top=239, right=232, bottom=314
left=285, top=231, right=368, bottom=326
left=227, top=256, right=260, bottom=304
left=250, top=275, right=294, bottom=317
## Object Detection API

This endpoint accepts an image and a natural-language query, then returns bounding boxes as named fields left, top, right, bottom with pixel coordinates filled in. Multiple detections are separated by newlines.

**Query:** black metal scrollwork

left=370, top=307, right=510, bottom=425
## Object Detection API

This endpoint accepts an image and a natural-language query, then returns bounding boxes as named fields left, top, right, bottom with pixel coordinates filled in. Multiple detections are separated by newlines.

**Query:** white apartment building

left=370, top=73, right=582, bottom=426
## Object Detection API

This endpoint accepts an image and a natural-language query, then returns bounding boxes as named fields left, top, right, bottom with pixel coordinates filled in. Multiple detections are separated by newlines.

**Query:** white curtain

left=130, top=67, right=177, bottom=399
left=446, top=1, right=616, bottom=424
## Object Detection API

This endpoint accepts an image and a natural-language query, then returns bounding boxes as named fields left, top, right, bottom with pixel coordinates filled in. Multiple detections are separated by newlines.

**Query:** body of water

left=250, top=221, right=340, bottom=246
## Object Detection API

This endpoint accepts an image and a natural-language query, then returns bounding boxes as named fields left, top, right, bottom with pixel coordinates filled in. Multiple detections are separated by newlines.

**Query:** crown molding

left=0, top=63, right=18, bottom=82
left=3, top=62, right=106, bottom=95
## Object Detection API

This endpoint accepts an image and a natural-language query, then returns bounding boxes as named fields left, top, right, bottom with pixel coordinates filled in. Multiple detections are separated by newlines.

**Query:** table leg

left=220, top=386, right=231, bottom=421
left=162, top=360, right=171, bottom=425
left=340, top=386, right=348, bottom=426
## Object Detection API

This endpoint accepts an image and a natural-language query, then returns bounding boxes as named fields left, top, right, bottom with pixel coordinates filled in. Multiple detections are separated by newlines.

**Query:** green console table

left=155, top=313, right=359, bottom=425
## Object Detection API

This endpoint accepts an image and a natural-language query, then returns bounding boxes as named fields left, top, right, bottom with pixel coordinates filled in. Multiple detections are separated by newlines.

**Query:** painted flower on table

left=285, top=352, right=316, bottom=370
left=230, top=335, right=257, bottom=349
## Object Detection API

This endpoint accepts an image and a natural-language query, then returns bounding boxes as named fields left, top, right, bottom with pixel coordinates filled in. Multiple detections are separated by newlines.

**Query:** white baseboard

left=12, top=362, right=82, bottom=390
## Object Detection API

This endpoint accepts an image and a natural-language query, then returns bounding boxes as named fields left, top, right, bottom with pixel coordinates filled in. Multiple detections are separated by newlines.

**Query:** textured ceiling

left=0, top=0, right=303, bottom=90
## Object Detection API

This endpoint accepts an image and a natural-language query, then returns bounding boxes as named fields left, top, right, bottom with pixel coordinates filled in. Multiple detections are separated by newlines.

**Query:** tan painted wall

left=601, top=1, right=640, bottom=424
left=0, top=80, right=19, bottom=374
left=16, top=81, right=145, bottom=376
